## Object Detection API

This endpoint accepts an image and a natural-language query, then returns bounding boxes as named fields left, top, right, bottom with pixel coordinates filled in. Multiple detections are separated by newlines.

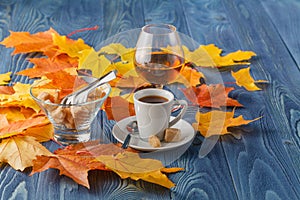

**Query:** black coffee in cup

left=139, top=95, right=168, bottom=104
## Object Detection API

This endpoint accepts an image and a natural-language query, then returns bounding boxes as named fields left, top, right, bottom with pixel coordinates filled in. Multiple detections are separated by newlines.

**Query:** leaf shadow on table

left=27, top=163, right=170, bottom=199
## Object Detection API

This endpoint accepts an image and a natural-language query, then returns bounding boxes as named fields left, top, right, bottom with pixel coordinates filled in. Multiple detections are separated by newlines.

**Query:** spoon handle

left=61, top=70, right=116, bottom=104
left=121, top=134, right=131, bottom=149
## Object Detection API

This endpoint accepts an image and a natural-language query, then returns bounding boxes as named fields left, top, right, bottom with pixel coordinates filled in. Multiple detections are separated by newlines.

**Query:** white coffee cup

left=133, top=88, right=187, bottom=141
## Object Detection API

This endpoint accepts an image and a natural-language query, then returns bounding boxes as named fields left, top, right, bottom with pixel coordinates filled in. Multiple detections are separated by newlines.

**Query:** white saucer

left=112, top=116, right=195, bottom=151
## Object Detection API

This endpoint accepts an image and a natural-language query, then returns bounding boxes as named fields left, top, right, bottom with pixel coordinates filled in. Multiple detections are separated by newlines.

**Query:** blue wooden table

left=0, top=0, right=300, bottom=199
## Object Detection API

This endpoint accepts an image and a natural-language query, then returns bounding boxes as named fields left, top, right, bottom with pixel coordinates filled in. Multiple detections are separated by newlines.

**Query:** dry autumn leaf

left=78, top=48, right=111, bottom=78
left=0, top=86, right=14, bottom=94
left=52, top=32, right=91, bottom=58
left=22, top=122, right=54, bottom=142
left=99, top=43, right=134, bottom=58
left=111, top=75, right=148, bottom=88
left=0, top=82, right=41, bottom=112
left=172, top=65, right=205, bottom=87
left=105, top=58, right=138, bottom=78
left=0, top=115, right=49, bottom=139
left=96, top=151, right=182, bottom=189
left=0, top=114, right=9, bottom=128
left=181, top=84, right=242, bottom=108
left=0, top=79, right=54, bottom=142
left=32, top=142, right=182, bottom=189
left=0, top=107, right=28, bottom=123
left=0, top=28, right=88, bottom=80
left=0, top=28, right=58, bottom=54
left=231, top=67, right=267, bottom=91
left=0, top=135, right=53, bottom=171
left=31, top=142, right=121, bottom=188
left=18, top=57, right=77, bottom=78
left=79, top=43, right=137, bottom=78
left=97, top=151, right=163, bottom=173
left=0, top=72, right=11, bottom=85
left=103, top=96, right=135, bottom=121
left=184, top=44, right=256, bottom=67
left=40, top=70, right=87, bottom=100
left=193, top=109, right=260, bottom=138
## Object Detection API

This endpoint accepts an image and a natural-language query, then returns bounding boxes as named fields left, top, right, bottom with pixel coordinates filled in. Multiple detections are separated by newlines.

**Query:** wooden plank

left=260, top=2, right=300, bottom=174
left=142, top=0, right=190, bottom=34
left=219, top=0, right=300, bottom=199
left=181, top=0, right=239, bottom=51
left=102, top=0, right=145, bottom=38
left=261, top=0, right=300, bottom=68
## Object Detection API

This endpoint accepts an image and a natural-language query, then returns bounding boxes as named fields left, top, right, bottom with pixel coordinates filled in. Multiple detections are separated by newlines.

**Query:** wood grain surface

left=0, top=0, right=300, bottom=199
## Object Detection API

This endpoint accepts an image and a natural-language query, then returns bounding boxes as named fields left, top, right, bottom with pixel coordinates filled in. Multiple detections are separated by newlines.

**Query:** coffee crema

left=139, top=95, right=168, bottom=104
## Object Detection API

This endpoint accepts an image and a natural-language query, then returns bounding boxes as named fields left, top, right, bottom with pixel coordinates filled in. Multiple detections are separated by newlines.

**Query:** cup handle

left=169, top=99, right=188, bottom=127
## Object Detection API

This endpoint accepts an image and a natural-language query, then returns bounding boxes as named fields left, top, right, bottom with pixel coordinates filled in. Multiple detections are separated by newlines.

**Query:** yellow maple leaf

left=96, top=152, right=180, bottom=189
left=0, top=136, right=53, bottom=171
left=52, top=33, right=91, bottom=58
left=0, top=107, right=26, bottom=122
left=98, top=43, right=134, bottom=60
left=231, top=67, right=267, bottom=91
left=97, top=43, right=138, bottom=77
left=193, top=109, right=260, bottom=138
left=23, top=123, right=54, bottom=142
left=184, top=44, right=256, bottom=67
left=0, top=82, right=41, bottom=112
left=0, top=72, right=11, bottom=85
left=111, top=59, right=138, bottom=77
left=79, top=44, right=138, bottom=78
left=183, top=45, right=215, bottom=67
left=77, top=48, right=111, bottom=78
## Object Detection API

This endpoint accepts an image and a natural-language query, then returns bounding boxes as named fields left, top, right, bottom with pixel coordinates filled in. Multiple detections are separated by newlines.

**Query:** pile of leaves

left=0, top=27, right=264, bottom=188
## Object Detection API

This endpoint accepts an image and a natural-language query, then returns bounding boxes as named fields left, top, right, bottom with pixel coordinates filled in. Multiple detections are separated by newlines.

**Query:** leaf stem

left=67, top=25, right=99, bottom=38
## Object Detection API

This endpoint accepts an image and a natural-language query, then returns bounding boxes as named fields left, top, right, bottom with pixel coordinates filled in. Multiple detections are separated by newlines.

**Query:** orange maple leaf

left=0, top=28, right=58, bottom=54
left=0, top=115, right=49, bottom=139
left=32, top=142, right=182, bottom=189
left=39, top=70, right=87, bottom=100
left=103, top=96, right=135, bottom=121
left=173, top=65, right=205, bottom=87
left=31, top=142, right=137, bottom=188
left=18, top=57, right=77, bottom=78
left=181, top=84, right=242, bottom=108
left=0, top=86, right=14, bottom=94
